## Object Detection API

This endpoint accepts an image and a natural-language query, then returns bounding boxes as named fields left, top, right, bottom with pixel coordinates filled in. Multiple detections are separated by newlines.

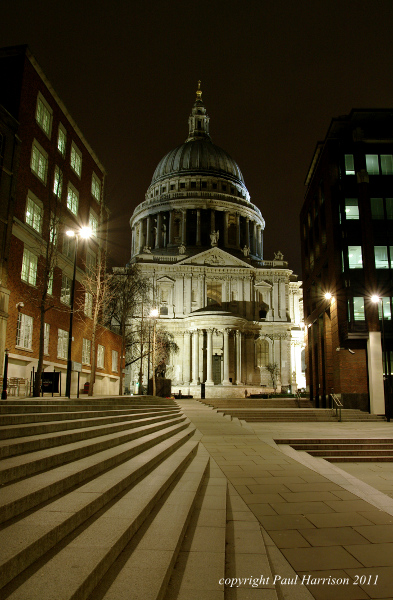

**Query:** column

left=168, top=210, right=174, bottom=245
left=156, top=213, right=162, bottom=249
left=235, top=330, right=241, bottom=384
left=236, top=214, right=241, bottom=248
left=146, top=216, right=151, bottom=248
left=206, top=328, right=214, bottom=385
left=182, top=331, right=191, bottom=385
left=224, top=211, right=229, bottom=246
left=222, top=328, right=231, bottom=385
left=192, top=330, right=199, bottom=384
left=181, top=210, right=187, bottom=245
left=279, top=281, right=286, bottom=320
left=252, top=221, right=257, bottom=255
left=210, top=209, right=215, bottom=232
left=137, top=221, right=142, bottom=253
left=260, top=228, right=263, bottom=259
left=246, top=218, right=250, bottom=249
left=196, top=209, right=201, bottom=246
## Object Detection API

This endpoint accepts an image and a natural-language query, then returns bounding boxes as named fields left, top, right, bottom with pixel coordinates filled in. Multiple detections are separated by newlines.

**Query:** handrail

left=330, top=393, right=343, bottom=422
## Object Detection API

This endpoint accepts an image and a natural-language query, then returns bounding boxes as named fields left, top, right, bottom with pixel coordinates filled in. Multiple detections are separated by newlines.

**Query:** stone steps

left=276, top=437, right=393, bottom=462
left=213, top=408, right=385, bottom=422
left=0, top=409, right=179, bottom=438
left=0, top=397, right=278, bottom=600
left=0, top=412, right=182, bottom=457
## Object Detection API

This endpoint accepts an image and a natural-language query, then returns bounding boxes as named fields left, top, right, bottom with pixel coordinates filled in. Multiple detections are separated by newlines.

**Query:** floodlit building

left=0, top=45, right=122, bottom=395
left=129, top=84, right=305, bottom=397
left=300, top=109, right=393, bottom=414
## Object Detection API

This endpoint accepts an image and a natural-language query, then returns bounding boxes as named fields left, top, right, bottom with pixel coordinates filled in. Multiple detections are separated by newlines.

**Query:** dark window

left=170, top=184, right=175, bottom=190
left=222, top=184, right=227, bottom=191
left=191, top=181, right=196, bottom=188
left=180, top=182, right=185, bottom=189
left=212, top=183, right=217, bottom=189
left=201, top=181, right=207, bottom=189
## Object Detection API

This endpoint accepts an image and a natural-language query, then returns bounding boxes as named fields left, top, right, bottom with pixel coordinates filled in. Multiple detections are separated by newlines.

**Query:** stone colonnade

left=132, top=208, right=263, bottom=257
left=181, top=327, right=245, bottom=386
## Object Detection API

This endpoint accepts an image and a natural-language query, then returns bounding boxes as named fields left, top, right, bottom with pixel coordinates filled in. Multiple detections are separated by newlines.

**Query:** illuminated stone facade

left=129, top=85, right=305, bottom=397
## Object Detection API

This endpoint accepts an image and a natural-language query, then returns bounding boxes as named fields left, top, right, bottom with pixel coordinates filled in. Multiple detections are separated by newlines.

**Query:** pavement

left=177, top=399, right=393, bottom=600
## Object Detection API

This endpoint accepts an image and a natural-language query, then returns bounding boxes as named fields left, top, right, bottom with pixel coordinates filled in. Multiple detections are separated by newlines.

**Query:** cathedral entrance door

left=212, top=355, right=221, bottom=385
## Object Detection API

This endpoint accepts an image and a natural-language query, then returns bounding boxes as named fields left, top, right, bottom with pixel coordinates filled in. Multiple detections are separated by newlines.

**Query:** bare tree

left=108, top=265, right=150, bottom=394
left=77, top=251, right=115, bottom=396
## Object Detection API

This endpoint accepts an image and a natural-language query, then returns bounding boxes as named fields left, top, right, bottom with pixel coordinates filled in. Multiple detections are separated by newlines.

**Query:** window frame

left=21, top=248, right=38, bottom=286
left=53, top=165, right=63, bottom=198
left=82, top=338, right=91, bottom=365
left=84, top=291, right=93, bottom=318
left=97, top=344, right=105, bottom=369
left=67, top=182, right=79, bottom=216
left=57, top=328, right=68, bottom=360
left=89, top=210, right=98, bottom=237
left=16, top=313, right=33, bottom=350
left=25, top=193, right=43, bottom=233
left=70, top=141, right=82, bottom=177
left=91, top=173, right=101, bottom=202
left=44, top=322, right=50, bottom=354
left=57, top=123, right=67, bottom=156
left=31, top=139, right=48, bottom=184
left=112, top=350, right=118, bottom=372
left=60, top=273, right=72, bottom=305
left=35, top=92, right=53, bottom=138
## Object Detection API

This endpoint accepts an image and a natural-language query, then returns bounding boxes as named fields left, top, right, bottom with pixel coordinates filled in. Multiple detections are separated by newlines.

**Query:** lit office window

left=353, top=297, right=365, bottom=321
left=57, top=329, right=68, bottom=359
left=16, top=313, right=33, bottom=349
left=82, top=338, right=91, bottom=364
left=381, top=155, right=393, bottom=175
left=84, top=292, right=93, bottom=318
left=26, top=196, right=43, bottom=232
left=345, top=198, right=359, bottom=219
left=375, top=246, right=389, bottom=269
left=57, top=124, right=66, bottom=156
left=89, top=211, right=98, bottom=237
left=91, top=173, right=101, bottom=202
left=67, top=184, right=79, bottom=215
left=370, top=198, right=384, bottom=219
left=60, top=274, right=71, bottom=305
left=112, top=350, right=118, bottom=372
left=377, top=299, right=392, bottom=321
left=44, top=323, right=50, bottom=354
left=70, top=142, right=82, bottom=177
left=35, top=93, right=52, bottom=137
left=53, top=166, right=63, bottom=197
left=31, top=140, right=48, bottom=183
left=21, top=248, right=38, bottom=285
left=348, top=246, right=363, bottom=269
left=366, top=155, right=379, bottom=175
left=386, top=199, right=393, bottom=219
left=97, top=344, right=105, bottom=368
left=344, top=154, right=355, bottom=175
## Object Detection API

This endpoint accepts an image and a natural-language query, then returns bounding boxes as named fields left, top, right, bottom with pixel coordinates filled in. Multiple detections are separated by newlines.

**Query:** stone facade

left=129, top=84, right=305, bottom=397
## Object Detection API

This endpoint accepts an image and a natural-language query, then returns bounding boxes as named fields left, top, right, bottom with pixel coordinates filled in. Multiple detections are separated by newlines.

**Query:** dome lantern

left=186, top=80, right=211, bottom=142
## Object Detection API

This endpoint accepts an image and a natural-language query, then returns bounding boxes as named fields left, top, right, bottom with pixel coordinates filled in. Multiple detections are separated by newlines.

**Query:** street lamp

left=150, top=308, right=159, bottom=396
left=371, top=295, right=390, bottom=421
left=65, top=226, right=92, bottom=398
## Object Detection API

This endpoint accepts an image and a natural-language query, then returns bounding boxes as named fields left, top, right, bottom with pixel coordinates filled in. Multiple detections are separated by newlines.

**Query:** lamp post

left=371, top=295, right=390, bottom=421
left=150, top=308, right=159, bottom=396
left=1, top=348, right=8, bottom=399
left=65, top=226, right=92, bottom=398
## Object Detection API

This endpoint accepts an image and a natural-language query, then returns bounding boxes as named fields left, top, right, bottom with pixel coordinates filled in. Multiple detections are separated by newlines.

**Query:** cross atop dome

left=196, top=80, right=202, bottom=101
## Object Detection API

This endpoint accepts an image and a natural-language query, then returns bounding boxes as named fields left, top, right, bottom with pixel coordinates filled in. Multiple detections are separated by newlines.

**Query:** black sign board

left=41, top=372, right=60, bottom=394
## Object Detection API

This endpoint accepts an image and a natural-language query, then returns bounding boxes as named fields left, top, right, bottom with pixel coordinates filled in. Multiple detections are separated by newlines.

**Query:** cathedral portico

left=127, top=84, right=305, bottom=397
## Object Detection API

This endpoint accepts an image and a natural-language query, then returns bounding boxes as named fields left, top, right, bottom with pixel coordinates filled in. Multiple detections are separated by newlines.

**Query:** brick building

left=300, top=109, right=393, bottom=414
left=0, top=45, right=122, bottom=395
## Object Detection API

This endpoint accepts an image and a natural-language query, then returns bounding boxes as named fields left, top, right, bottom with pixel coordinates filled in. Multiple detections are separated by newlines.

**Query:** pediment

left=254, top=279, right=272, bottom=289
left=178, top=248, right=252, bottom=268
left=157, top=275, right=176, bottom=284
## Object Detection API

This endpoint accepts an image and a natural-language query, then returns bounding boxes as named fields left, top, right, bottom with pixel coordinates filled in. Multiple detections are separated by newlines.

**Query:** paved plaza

left=178, top=399, right=393, bottom=600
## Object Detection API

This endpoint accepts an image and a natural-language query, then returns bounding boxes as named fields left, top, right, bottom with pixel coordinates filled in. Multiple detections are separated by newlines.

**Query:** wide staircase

left=199, top=398, right=386, bottom=422
left=0, top=397, right=272, bottom=600
left=275, top=438, right=393, bottom=462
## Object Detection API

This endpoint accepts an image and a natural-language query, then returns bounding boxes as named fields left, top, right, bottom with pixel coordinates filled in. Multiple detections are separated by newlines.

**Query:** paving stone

left=344, top=542, right=393, bottom=567
left=324, top=499, right=377, bottom=512
left=356, top=511, right=393, bottom=524
left=268, top=530, right=311, bottom=549
left=281, top=546, right=363, bottom=570
left=352, top=524, right=393, bottom=543
left=344, top=566, right=393, bottom=599
left=258, top=514, right=316, bottom=531
left=278, top=491, right=341, bottom=503
left=298, top=527, right=370, bottom=547
left=269, top=502, right=335, bottom=515
left=305, top=513, right=375, bottom=528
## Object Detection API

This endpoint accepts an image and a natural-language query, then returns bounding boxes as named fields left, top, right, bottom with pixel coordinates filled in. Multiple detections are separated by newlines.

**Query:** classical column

left=235, top=330, right=242, bottom=384
left=192, top=330, right=199, bottom=384
left=236, top=214, right=241, bottom=248
left=246, top=217, right=250, bottom=249
left=182, top=331, right=191, bottom=385
left=156, top=213, right=162, bottom=249
left=224, top=211, right=229, bottom=246
left=181, top=210, right=187, bottom=245
left=253, top=221, right=257, bottom=255
left=196, top=209, right=201, bottom=246
left=168, top=211, right=174, bottom=246
left=222, top=328, right=231, bottom=385
left=139, top=220, right=144, bottom=253
left=210, top=209, right=215, bottom=232
left=206, top=328, right=214, bottom=385
left=146, top=216, right=151, bottom=248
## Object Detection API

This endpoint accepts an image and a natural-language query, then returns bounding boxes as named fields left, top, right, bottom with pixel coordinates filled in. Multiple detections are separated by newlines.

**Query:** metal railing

left=330, top=393, right=343, bottom=422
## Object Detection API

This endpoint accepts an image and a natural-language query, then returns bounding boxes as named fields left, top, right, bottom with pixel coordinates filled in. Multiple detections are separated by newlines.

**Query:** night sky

left=3, top=0, right=393, bottom=276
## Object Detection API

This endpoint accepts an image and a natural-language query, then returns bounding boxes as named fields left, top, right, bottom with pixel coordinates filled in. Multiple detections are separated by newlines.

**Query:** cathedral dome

left=150, top=139, right=246, bottom=188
